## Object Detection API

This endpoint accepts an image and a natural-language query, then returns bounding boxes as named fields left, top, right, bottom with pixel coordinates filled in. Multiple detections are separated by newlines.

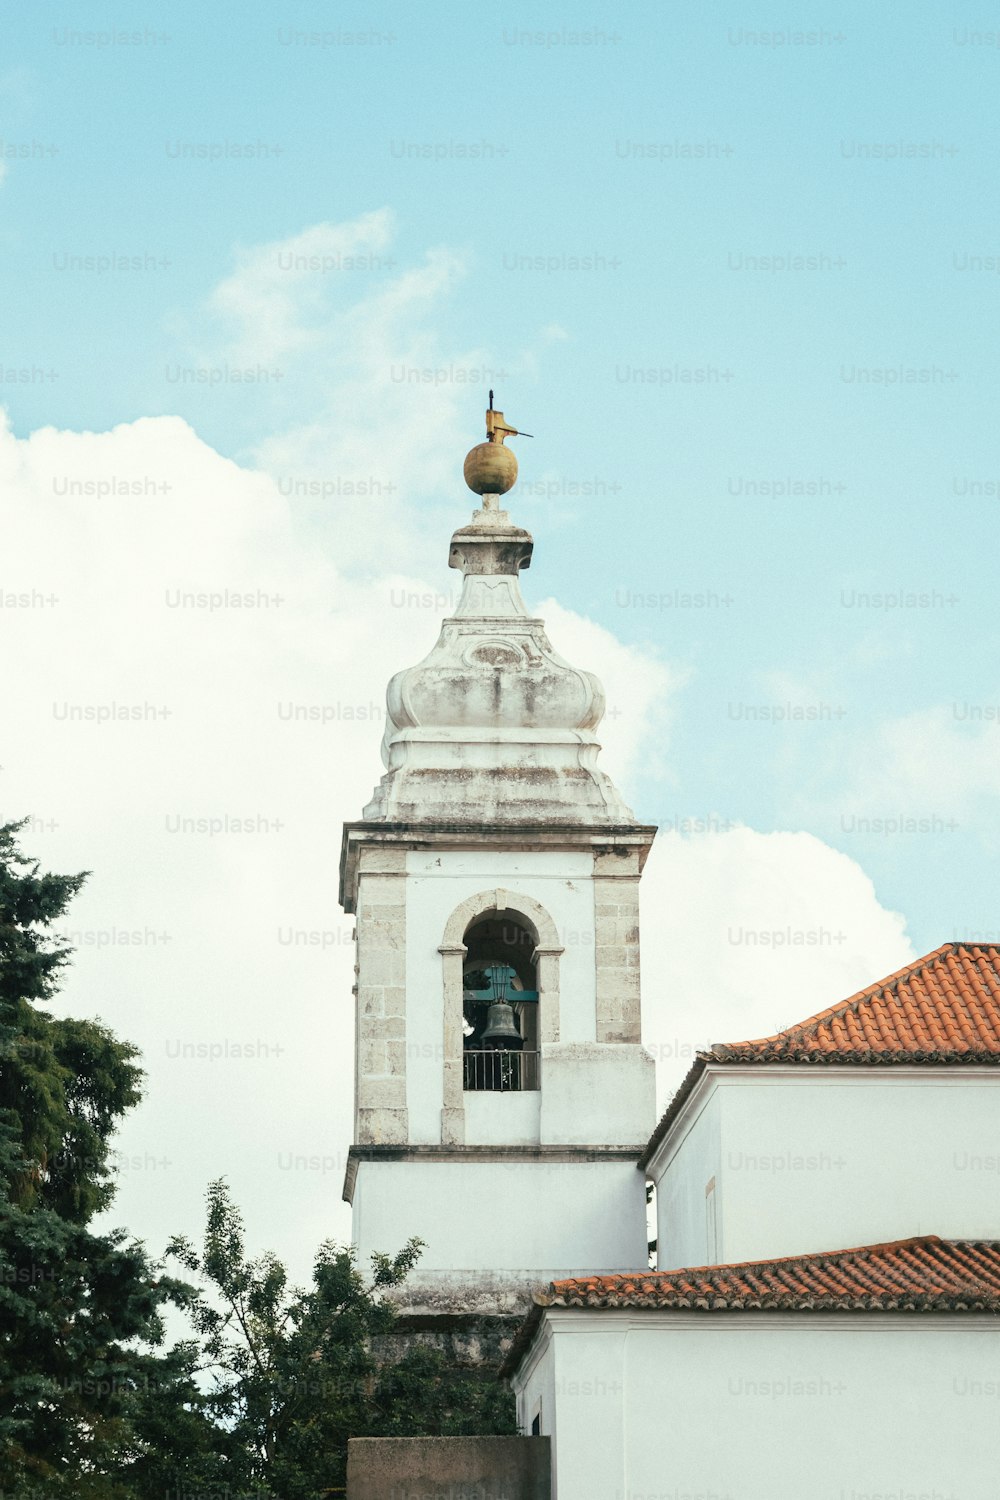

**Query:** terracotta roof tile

left=720, top=944, right=1000, bottom=1061
left=501, top=1237, right=1000, bottom=1377
left=640, top=943, right=1000, bottom=1169
left=545, top=1237, right=1000, bottom=1311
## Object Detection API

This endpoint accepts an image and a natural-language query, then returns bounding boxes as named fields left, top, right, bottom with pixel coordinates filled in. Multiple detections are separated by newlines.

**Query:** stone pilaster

left=533, top=945, right=563, bottom=1044
left=439, top=942, right=467, bottom=1146
left=355, top=847, right=408, bottom=1143
left=593, top=851, right=642, bottom=1044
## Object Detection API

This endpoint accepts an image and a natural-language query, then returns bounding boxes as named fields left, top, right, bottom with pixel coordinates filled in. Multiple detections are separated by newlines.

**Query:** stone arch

left=438, top=888, right=564, bottom=1145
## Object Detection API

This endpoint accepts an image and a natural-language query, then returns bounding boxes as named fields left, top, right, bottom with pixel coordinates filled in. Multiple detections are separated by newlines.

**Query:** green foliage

left=0, top=819, right=141, bottom=1222
left=0, top=821, right=231, bottom=1498
left=0, top=820, right=516, bottom=1496
left=170, top=1179, right=516, bottom=1497
left=0, top=1088, right=236, bottom=1496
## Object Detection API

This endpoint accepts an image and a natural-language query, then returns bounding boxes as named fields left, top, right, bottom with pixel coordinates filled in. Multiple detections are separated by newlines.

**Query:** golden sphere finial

left=463, top=395, right=532, bottom=497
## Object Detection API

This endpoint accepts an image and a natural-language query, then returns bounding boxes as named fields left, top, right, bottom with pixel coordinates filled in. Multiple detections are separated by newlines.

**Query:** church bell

left=482, top=999, right=523, bottom=1050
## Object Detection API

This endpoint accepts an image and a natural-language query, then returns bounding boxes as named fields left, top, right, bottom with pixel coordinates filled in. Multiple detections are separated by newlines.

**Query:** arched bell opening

left=461, top=912, right=540, bottom=1092
left=439, top=890, right=563, bottom=1143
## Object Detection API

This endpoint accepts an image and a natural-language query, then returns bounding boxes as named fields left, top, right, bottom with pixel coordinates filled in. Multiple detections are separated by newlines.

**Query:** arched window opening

left=462, top=913, right=540, bottom=1092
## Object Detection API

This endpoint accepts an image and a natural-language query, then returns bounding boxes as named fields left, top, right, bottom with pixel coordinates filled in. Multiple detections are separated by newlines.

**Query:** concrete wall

left=465, top=1090, right=542, bottom=1148
left=352, top=1158, right=647, bottom=1314
left=513, top=1310, right=1000, bottom=1500
left=539, top=1043, right=655, bottom=1147
left=652, top=1068, right=1000, bottom=1267
left=347, top=1436, right=550, bottom=1500
left=372, top=1314, right=522, bottom=1375
left=654, top=1071, right=721, bottom=1265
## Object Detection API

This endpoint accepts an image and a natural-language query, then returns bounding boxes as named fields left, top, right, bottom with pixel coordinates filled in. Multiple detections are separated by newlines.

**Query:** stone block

left=347, top=1436, right=551, bottom=1500
left=356, top=1107, right=408, bottom=1145
left=359, top=1038, right=388, bottom=1077
left=358, top=915, right=406, bottom=952
left=441, top=1104, right=465, bottom=1145
left=358, top=1077, right=408, bottom=1110
left=359, top=875, right=406, bottom=907
left=360, top=949, right=406, bottom=986
left=597, top=964, right=639, bottom=993
left=382, top=984, right=407, bottom=1019
left=593, top=850, right=640, bottom=876
left=358, top=847, right=407, bottom=874
left=364, top=1015, right=407, bottom=1041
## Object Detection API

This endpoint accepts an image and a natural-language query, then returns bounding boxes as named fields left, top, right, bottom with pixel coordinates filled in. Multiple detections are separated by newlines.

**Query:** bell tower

left=339, top=402, right=657, bottom=1332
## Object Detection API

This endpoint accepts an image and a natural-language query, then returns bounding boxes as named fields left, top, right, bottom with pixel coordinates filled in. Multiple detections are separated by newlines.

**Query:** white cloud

left=3, top=404, right=686, bottom=1275
left=794, top=702, right=1000, bottom=852
left=188, top=209, right=504, bottom=575
left=2, top=409, right=413, bottom=1276
left=208, top=209, right=397, bottom=363
left=640, top=827, right=914, bottom=1107
left=538, top=597, right=687, bottom=794
left=1, top=406, right=916, bottom=1278
left=0, top=215, right=919, bottom=1282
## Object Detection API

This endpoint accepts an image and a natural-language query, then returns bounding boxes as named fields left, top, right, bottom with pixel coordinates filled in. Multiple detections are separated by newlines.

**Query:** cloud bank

left=2, top=212, right=915, bottom=1278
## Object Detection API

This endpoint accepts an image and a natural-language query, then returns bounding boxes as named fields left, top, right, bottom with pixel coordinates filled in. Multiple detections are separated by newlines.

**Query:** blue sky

left=2, top=1, right=998, bottom=1269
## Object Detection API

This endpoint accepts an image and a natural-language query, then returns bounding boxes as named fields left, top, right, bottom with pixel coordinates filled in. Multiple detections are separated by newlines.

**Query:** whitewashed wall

left=352, top=1158, right=647, bottom=1306
left=514, top=1310, right=1000, bottom=1499
left=651, top=1067, right=1000, bottom=1267
left=654, top=1077, right=721, bottom=1266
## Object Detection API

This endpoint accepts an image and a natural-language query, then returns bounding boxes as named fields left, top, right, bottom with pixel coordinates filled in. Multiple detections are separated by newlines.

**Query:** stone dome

left=362, top=496, right=636, bottom=826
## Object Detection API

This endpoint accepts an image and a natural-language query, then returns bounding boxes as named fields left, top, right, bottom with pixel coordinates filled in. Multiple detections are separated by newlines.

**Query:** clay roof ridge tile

left=722, top=944, right=966, bottom=1053
left=723, top=943, right=1000, bottom=1061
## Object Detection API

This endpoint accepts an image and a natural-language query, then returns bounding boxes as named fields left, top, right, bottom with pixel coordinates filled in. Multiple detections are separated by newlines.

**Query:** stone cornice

left=339, top=820, right=657, bottom=910
left=342, top=1143, right=644, bottom=1203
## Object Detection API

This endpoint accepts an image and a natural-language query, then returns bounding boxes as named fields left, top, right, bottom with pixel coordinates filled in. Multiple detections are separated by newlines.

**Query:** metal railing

left=463, top=1049, right=540, bottom=1092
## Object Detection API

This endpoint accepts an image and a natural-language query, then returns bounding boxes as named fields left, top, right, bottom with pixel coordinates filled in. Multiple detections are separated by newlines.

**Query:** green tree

left=1, top=819, right=514, bottom=1497
left=169, top=1179, right=517, bottom=1498
left=0, top=819, right=233, bottom=1498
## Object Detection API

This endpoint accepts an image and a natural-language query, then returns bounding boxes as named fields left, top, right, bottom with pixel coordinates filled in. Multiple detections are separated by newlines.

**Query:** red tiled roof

left=716, top=943, right=1000, bottom=1061
left=501, top=1237, right=1000, bottom=1377
left=545, top=1236, right=1000, bottom=1311
left=640, top=943, right=1000, bottom=1168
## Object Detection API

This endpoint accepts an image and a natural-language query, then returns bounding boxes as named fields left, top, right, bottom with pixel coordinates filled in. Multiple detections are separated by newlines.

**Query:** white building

left=506, top=942, right=1000, bottom=1497
left=340, top=409, right=656, bottom=1322
left=342, top=408, right=1000, bottom=1496
left=504, top=1235, right=1000, bottom=1499
left=643, top=943, right=1000, bottom=1268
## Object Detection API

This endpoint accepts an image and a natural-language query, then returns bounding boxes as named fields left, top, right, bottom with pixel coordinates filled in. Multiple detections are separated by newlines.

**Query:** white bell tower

left=340, top=403, right=657, bottom=1324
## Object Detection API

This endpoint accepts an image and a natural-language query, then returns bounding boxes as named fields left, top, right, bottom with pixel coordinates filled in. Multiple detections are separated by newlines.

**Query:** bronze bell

left=482, top=1000, right=523, bottom=1050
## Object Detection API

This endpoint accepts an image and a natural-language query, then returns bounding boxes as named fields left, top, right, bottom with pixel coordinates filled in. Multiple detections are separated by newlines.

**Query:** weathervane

left=464, top=394, right=533, bottom=502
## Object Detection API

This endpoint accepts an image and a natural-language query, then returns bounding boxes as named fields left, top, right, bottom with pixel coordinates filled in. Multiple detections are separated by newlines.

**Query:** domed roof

left=363, top=492, right=636, bottom=826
